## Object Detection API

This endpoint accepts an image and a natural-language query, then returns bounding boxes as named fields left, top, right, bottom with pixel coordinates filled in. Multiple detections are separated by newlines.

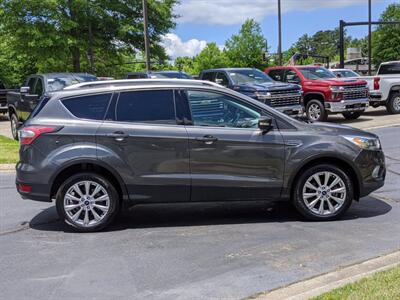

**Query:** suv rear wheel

left=293, top=164, right=353, bottom=221
left=342, top=111, right=362, bottom=120
left=386, top=92, right=400, bottom=114
left=306, top=100, right=327, bottom=122
left=56, top=173, right=120, bottom=232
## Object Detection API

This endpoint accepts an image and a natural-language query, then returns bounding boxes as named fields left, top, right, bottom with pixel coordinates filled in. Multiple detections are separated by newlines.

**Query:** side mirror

left=336, top=73, right=342, bottom=78
left=20, top=86, right=30, bottom=94
left=258, top=116, right=273, bottom=133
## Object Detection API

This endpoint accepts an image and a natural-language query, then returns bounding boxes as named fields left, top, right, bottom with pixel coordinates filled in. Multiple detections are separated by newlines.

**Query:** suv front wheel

left=293, top=164, right=353, bottom=221
left=56, top=173, right=120, bottom=232
left=306, top=100, right=327, bottom=122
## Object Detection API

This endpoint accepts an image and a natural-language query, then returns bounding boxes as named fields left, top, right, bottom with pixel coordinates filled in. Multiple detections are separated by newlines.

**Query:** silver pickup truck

left=331, top=62, right=400, bottom=114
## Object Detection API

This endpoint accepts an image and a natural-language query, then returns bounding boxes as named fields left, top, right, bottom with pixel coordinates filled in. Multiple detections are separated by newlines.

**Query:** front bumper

left=355, top=149, right=386, bottom=198
left=325, top=98, right=369, bottom=113
left=275, top=104, right=304, bottom=116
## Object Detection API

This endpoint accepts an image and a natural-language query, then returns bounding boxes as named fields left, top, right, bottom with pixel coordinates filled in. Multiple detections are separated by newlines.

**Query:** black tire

left=56, top=172, right=120, bottom=232
left=293, top=164, right=354, bottom=221
left=306, top=99, right=327, bottom=122
left=386, top=92, right=400, bottom=114
left=342, top=111, right=363, bottom=120
left=10, top=113, right=19, bottom=140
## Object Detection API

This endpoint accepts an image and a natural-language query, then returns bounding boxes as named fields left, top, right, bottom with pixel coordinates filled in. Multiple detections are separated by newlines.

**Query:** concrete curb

left=252, top=250, right=400, bottom=300
left=0, top=164, right=16, bottom=171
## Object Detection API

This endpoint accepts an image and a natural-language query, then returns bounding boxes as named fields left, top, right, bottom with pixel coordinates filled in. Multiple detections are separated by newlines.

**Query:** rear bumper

left=355, top=149, right=386, bottom=198
left=325, top=98, right=369, bottom=113
left=275, top=104, right=304, bottom=116
left=15, top=162, right=53, bottom=202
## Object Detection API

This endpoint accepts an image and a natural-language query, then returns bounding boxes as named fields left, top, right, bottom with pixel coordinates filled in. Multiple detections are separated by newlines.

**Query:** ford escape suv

left=16, top=79, right=385, bottom=232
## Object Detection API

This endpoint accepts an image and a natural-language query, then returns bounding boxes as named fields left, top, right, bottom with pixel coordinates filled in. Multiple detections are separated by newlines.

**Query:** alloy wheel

left=302, top=171, right=347, bottom=216
left=63, top=180, right=110, bottom=227
left=308, top=103, right=321, bottom=121
left=393, top=96, right=400, bottom=112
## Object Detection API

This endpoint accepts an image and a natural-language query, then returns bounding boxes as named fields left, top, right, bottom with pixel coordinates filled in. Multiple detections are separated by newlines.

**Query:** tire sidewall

left=293, top=164, right=353, bottom=221
left=387, top=92, right=400, bottom=114
left=306, top=99, right=327, bottom=122
left=56, top=172, right=120, bottom=232
left=10, top=114, right=19, bottom=140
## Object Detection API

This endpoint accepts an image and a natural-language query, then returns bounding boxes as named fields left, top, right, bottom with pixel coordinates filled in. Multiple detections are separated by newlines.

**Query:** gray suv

left=16, top=79, right=386, bottom=232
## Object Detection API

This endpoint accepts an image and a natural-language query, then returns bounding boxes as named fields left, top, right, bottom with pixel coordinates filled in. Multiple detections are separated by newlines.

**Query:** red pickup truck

left=265, top=66, right=369, bottom=121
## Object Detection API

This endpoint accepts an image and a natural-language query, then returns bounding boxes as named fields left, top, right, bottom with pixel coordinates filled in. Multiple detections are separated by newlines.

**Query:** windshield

left=229, top=69, right=273, bottom=85
left=47, top=74, right=97, bottom=92
left=333, top=70, right=359, bottom=78
left=299, top=67, right=336, bottom=80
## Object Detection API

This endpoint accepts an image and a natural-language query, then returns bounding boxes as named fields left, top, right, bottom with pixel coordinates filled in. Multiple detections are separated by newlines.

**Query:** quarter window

left=62, top=93, right=112, bottom=120
left=116, top=90, right=176, bottom=124
left=187, top=90, right=260, bottom=128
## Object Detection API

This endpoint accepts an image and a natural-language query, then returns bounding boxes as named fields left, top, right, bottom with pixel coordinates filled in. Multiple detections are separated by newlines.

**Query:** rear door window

left=62, top=93, right=112, bottom=120
left=34, top=78, right=44, bottom=96
left=27, top=78, right=37, bottom=94
left=201, top=72, right=215, bottom=82
left=115, top=90, right=176, bottom=124
left=268, top=69, right=284, bottom=81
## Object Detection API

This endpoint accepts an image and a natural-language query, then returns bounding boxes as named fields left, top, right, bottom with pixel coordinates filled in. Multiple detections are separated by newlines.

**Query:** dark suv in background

left=16, top=79, right=385, bottom=232
left=199, top=68, right=303, bottom=116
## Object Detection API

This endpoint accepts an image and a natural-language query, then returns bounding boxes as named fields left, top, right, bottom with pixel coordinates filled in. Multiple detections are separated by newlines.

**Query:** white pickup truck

left=331, top=62, right=400, bottom=114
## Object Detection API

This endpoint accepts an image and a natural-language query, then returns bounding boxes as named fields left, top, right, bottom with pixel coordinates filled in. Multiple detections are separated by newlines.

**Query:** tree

left=372, top=3, right=400, bottom=66
left=224, top=19, right=267, bottom=69
left=192, top=43, right=227, bottom=74
left=0, top=0, right=177, bottom=84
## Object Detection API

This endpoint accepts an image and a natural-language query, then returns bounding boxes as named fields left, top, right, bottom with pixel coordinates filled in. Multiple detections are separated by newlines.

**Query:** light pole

left=277, top=0, right=282, bottom=65
left=142, top=0, right=151, bottom=72
left=368, top=0, right=372, bottom=75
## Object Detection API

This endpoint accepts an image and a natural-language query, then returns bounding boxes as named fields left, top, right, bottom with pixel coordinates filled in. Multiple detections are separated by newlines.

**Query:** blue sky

left=162, top=0, right=395, bottom=59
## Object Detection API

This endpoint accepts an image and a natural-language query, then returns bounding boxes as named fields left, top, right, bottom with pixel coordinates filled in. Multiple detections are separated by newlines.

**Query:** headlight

left=330, top=86, right=345, bottom=92
left=254, top=91, right=271, bottom=100
left=343, top=136, right=381, bottom=151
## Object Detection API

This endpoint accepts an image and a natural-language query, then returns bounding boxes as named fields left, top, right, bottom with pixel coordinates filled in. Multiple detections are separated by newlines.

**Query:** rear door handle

left=106, top=131, right=129, bottom=142
left=195, top=135, right=218, bottom=145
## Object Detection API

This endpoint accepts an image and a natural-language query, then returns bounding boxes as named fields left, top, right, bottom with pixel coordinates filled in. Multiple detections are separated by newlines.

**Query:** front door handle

left=195, top=135, right=218, bottom=145
left=106, top=131, right=129, bottom=142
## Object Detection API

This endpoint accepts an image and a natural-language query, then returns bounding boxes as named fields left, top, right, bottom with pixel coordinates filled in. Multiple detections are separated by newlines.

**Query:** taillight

left=19, top=126, right=59, bottom=145
left=373, top=77, right=380, bottom=90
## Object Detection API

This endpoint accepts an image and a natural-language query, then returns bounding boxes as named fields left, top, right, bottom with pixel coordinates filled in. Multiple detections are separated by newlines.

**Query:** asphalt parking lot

left=0, top=116, right=400, bottom=299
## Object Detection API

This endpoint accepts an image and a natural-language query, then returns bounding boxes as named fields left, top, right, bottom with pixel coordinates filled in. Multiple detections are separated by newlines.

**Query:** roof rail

left=64, top=78, right=223, bottom=90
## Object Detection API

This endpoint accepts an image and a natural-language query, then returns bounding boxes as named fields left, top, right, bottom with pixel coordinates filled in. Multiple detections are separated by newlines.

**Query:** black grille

left=269, top=89, right=302, bottom=107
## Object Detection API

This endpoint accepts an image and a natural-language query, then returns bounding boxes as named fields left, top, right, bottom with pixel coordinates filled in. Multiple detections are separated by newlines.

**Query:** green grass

left=0, top=135, right=19, bottom=164
left=313, top=265, right=400, bottom=300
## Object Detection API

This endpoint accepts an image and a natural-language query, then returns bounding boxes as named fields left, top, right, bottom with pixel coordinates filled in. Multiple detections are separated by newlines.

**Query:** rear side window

left=201, top=72, right=215, bottom=81
left=62, top=93, right=112, bottom=120
left=378, top=63, right=400, bottom=75
left=116, top=90, right=176, bottom=124
left=268, top=69, right=284, bottom=81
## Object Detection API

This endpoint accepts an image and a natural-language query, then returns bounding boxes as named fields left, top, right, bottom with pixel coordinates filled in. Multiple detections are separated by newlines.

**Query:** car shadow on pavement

left=29, top=196, right=392, bottom=233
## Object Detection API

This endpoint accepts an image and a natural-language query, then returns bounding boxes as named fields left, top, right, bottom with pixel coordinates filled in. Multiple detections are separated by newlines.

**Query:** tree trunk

left=68, top=0, right=80, bottom=72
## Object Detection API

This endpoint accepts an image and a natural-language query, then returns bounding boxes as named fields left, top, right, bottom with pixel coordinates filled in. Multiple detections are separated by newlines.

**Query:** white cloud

left=175, top=0, right=367, bottom=25
left=161, top=33, right=207, bottom=59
